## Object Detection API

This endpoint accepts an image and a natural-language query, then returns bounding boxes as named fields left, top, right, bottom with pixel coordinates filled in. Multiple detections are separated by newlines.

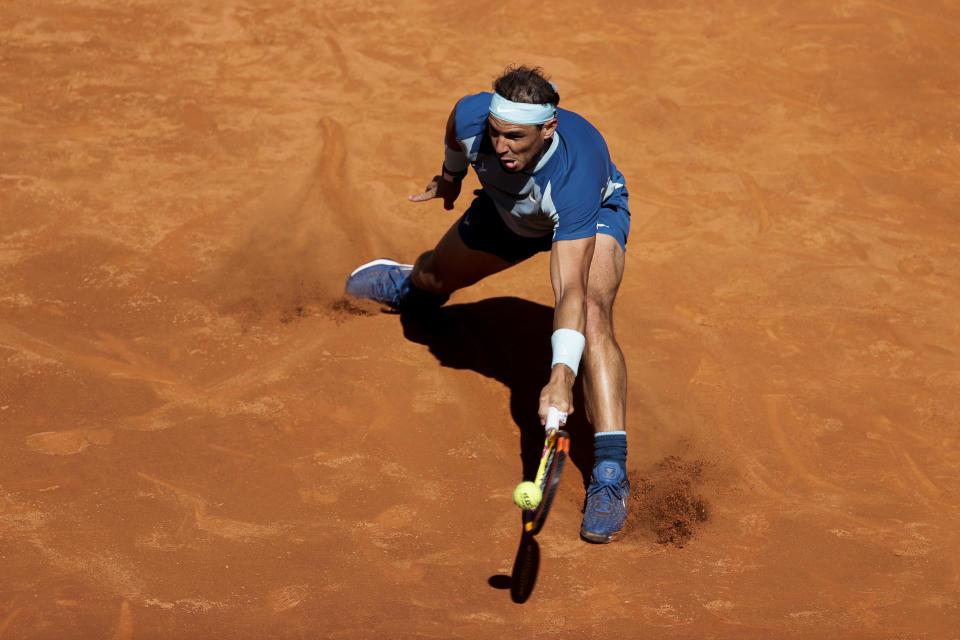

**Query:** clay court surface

left=2, top=1, right=960, bottom=637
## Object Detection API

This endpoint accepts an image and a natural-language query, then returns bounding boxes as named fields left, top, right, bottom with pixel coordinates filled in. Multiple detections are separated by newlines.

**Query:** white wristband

left=444, top=145, right=469, bottom=174
left=551, top=328, right=585, bottom=376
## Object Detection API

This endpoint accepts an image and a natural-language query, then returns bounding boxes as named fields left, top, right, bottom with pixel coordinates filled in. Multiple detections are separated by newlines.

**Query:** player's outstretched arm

left=538, top=235, right=596, bottom=425
left=408, top=103, right=466, bottom=210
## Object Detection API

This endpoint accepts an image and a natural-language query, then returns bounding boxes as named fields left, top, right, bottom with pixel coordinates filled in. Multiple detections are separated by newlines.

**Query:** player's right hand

left=538, top=366, right=575, bottom=427
left=408, top=175, right=461, bottom=210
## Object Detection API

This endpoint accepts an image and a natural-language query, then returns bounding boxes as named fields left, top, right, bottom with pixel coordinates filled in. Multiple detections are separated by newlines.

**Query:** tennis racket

left=522, top=407, right=570, bottom=535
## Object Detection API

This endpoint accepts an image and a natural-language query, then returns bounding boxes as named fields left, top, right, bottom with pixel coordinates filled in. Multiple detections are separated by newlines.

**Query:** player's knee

left=585, top=295, right=615, bottom=342
left=412, top=251, right=444, bottom=294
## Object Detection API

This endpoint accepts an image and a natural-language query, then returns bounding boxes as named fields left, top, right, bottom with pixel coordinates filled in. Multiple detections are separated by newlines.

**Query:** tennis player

left=346, top=65, right=631, bottom=543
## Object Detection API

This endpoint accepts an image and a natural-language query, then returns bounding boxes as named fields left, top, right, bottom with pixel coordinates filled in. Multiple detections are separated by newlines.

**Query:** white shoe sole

left=349, top=258, right=412, bottom=278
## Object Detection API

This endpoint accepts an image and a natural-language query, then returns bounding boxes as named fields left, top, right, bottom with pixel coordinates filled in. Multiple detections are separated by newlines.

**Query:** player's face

left=487, top=116, right=558, bottom=173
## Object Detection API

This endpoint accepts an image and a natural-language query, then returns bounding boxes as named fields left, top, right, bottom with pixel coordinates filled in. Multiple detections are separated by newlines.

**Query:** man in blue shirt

left=346, top=66, right=631, bottom=543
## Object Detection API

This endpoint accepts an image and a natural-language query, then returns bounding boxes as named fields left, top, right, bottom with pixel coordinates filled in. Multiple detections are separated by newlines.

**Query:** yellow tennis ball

left=513, top=481, right=542, bottom=509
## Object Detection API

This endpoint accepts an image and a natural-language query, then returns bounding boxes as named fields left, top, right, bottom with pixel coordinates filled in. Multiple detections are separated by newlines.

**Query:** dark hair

left=492, top=65, right=559, bottom=106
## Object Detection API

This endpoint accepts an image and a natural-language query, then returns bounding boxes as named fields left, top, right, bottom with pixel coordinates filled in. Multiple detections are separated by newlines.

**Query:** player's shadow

left=400, top=296, right=593, bottom=484
left=401, top=297, right=592, bottom=604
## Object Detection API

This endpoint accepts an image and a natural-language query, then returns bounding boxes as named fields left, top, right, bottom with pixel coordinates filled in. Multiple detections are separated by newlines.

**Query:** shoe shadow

left=400, top=297, right=593, bottom=484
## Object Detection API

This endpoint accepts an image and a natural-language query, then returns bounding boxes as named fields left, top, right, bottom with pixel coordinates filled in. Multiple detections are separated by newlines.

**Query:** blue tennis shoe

left=345, top=259, right=412, bottom=310
left=581, top=460, right=629, bottom=543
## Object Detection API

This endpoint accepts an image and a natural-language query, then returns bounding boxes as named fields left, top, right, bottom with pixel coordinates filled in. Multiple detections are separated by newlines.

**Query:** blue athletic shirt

left=453, top=91, right=628, bottom=241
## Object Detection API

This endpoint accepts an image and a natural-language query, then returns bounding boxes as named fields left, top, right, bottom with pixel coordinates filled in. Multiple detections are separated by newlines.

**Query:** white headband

left=488, top=92, right=557, bottom=125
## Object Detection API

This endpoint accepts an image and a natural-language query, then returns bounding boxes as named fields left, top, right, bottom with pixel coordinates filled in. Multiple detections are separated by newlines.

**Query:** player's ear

left=542, top=117, right=558, bottom=140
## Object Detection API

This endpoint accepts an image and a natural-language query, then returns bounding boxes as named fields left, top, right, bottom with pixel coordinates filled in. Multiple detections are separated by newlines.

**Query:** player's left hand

left=408, top=175, right=461, bottom=210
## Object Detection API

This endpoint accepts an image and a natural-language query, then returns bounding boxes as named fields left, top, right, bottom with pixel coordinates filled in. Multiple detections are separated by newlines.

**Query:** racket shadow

left=400, top=297, right=594, bottom=486
left=511, top=531, right=540, bottom=603
left=486, top=530, right=539, bottom=603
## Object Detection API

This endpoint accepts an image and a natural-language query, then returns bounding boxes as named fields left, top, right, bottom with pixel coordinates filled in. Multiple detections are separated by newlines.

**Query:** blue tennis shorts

left=457, top=190, right=630, bottom=263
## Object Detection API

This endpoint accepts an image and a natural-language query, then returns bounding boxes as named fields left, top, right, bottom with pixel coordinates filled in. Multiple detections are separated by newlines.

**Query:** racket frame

left=522, top=424, right=570, bottom=535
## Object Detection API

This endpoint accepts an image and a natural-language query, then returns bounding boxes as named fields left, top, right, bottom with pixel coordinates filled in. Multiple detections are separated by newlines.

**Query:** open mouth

left=500, top=157, right=519, bottom=171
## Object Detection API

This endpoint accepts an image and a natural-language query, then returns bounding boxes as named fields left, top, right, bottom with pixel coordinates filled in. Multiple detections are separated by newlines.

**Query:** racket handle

left=545, top=406, right=568, bottom=434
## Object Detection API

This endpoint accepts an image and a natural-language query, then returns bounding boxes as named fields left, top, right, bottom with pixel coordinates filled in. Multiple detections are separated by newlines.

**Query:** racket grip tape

left=545, top=407, right=568, bottom=433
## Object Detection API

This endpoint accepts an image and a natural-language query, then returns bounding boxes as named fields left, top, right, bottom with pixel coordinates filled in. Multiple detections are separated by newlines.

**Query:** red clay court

left=2, top=1, right=959, bottom=637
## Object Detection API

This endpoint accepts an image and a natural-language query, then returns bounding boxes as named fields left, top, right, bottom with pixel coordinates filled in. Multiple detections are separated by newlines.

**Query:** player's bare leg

left=411, top=218, right=514, bottom=296
left=344, top=218, right=513, bottom=311
left=582, top=234, right=627, bottom=431
left=580, top=233, right=629, bottom=543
